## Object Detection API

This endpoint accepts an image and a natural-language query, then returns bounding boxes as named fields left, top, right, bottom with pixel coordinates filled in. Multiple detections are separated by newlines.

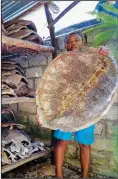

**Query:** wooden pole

left=48, top=0, right=81, bottom=29
left=44, top=3, right=58, bottom=165
left=44, top=3, right=57, bottom=59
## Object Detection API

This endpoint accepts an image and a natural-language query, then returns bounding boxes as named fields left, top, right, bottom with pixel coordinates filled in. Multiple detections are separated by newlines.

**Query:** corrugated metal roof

left=2, top=0, right=40, bottom=22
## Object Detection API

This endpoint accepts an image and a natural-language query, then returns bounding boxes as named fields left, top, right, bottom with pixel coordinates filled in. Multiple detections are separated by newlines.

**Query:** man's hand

left=97, top=46, right=109, bottom=56
left=36, top=106, right=43, bottom=126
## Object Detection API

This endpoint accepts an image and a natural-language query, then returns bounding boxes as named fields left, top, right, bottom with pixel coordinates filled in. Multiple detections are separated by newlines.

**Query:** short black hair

left=65, top=32, right=84, bottom=43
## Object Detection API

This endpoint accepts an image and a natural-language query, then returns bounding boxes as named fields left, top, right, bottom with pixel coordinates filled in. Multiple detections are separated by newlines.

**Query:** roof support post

left=44, top=3, right=57, bottom=59
left=44, top=3, right=58, bottom=165
left=48, top=0, right=81, bottom=29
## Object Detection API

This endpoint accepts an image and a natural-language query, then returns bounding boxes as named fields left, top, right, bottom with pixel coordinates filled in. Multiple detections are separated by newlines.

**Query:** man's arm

left=36, top=106, right=43, bottom=126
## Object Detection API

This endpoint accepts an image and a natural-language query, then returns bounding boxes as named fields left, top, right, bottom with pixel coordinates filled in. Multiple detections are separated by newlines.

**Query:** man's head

left=65, top=33, right=84, bottom=51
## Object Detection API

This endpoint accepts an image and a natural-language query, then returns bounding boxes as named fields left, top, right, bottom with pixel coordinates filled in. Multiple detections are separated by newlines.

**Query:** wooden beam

left=44, top=3, right=57, bottom=59
left=48, top=0, right=81, bottom=29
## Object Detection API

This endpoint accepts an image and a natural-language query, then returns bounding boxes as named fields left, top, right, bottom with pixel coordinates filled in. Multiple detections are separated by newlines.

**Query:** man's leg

left=74, top=125, right=95, bottom=178
left=79, top=143, right=91, bottom=178
left=53, top=129, right=72, bottom=178
left=51, top=130, right=58, bottom=165
left=55, top=139, right=69, bottom=178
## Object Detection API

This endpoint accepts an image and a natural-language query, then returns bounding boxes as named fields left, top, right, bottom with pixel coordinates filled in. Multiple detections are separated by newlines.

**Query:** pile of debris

left=1, top=108, right=50, bottom=166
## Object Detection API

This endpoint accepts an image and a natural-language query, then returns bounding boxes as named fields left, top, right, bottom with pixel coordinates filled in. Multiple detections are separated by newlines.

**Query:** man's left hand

left=97, top=46, right=109, bottom=56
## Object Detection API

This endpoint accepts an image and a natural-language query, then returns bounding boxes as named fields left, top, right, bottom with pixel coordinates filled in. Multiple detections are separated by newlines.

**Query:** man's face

left=66, top=34, right=83, bottom=51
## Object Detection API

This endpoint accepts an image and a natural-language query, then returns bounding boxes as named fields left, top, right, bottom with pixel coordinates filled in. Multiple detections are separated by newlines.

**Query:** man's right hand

left=36, top=106, right=43, bottom=126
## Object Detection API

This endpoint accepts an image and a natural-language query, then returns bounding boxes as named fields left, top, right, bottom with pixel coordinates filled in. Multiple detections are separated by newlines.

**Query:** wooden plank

left=44, top=3, right=57, bottom=59
left=2, top=97, right=35, bottom=104
left=2, top=148, right=53, bottom=174
left=48, top=0, right=81, bottom=29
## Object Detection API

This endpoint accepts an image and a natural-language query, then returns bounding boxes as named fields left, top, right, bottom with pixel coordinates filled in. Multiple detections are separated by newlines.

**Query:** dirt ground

left=2, top=157, right=113, bottom=178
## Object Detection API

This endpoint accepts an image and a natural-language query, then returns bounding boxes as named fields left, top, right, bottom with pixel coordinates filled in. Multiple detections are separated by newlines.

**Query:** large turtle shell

left=36, top=49, right=118, bottom=132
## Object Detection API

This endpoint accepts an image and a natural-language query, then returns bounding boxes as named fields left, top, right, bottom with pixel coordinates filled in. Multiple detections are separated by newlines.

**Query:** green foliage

left=93, top=28, right=117, bottom=47
left=113, top=126, right=118, bottom=163
left=85, top=22, right=117, bottom=34
left=96, top=12, right=118, bottom=25
left=84, top=2, right=118, bottom=61
left=102, top=3, right=118, bottom=15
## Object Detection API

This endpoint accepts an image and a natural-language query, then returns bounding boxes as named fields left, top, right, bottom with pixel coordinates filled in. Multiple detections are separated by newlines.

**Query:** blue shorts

left=54, top=125, right=95, bottom=145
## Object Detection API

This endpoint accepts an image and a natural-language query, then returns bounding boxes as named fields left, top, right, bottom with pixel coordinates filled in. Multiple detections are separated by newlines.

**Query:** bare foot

left=55, top=174, right=63, bottom=178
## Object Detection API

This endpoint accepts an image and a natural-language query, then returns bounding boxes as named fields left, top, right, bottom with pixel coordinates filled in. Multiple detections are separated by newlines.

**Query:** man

left=53, top=33, right=108, bottom=178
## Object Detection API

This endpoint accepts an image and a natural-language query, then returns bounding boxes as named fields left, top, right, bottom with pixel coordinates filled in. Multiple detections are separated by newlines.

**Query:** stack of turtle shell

left=1, top=19, right=54, bottom=98
left=2, top=60, right=29, bottom=98
left=1, top=19, right=44, bottom=98
left=1, top=19, right=54, bottom=60
left=4, top=19, right=43, bottom=45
